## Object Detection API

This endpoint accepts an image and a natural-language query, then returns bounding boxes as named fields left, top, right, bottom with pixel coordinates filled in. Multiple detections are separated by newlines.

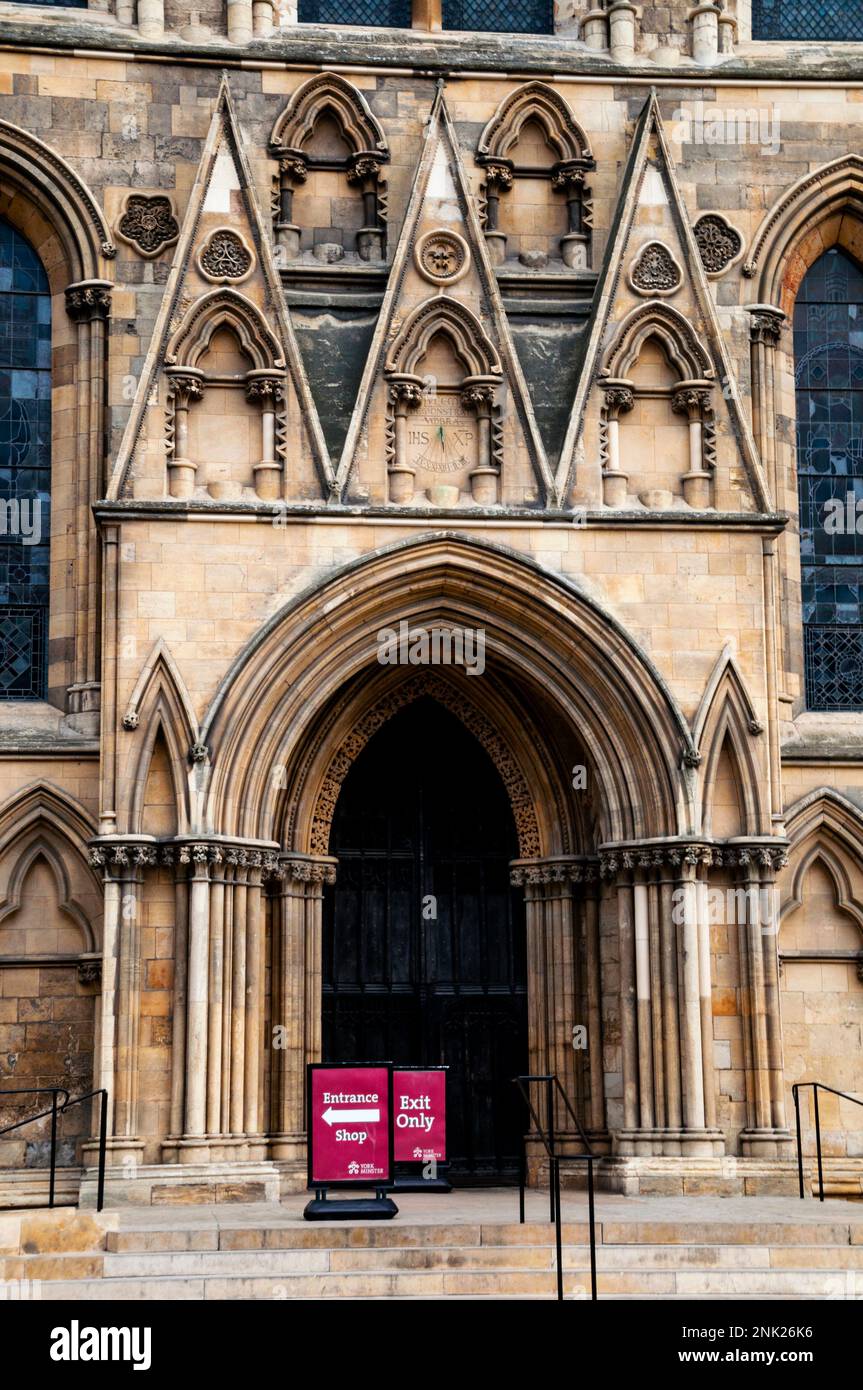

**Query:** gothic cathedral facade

left=0, top=0, right=861, bottom=1203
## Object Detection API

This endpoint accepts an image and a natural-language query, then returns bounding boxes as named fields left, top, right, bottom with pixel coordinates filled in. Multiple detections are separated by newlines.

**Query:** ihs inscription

left=407, top=396, right=476, bottom=475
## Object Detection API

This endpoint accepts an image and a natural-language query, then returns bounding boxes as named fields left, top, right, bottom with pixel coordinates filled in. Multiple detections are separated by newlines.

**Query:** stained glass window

left=795, top=248, right=863, bottom=710
left=298, top=0, right=412, bottom=23
left=753, top=1, right=863, bottom=41
left=0, top=222, right=51, bottom=701
left=442, top=0, right=553, bottom=31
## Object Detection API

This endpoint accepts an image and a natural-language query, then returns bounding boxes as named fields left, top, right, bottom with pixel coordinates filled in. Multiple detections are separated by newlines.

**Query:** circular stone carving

left=629, top=241, right=682, bottom=297
left=415, top=229, right=471, bottom=285
left=693, top=214, right=744, bottom=277
left=197, top=228, right=255, bottom=283
left=115, top=194, right=180, bottom=259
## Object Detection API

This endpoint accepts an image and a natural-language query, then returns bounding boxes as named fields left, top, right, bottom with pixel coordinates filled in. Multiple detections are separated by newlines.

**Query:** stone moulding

left=308, top=669, right=541, bottom=860
left=597, top=842, right=789, bottom=878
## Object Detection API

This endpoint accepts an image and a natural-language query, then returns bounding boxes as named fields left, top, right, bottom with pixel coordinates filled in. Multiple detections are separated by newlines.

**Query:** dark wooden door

left=322, top=697, right=528, bottom=1182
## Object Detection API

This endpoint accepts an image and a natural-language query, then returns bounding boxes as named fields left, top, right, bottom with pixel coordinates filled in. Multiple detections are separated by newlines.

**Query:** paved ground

left=101, top=1188, right=863, bottom=1230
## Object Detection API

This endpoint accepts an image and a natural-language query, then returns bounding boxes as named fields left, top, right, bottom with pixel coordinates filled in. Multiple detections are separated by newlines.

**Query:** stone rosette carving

left=197, top=227, right=255, bottom=284
left=415, top=229, right=471, bottom=286
left=628, top=241, right=683, bottom=297
left=694, top=213, right=744, bottom=278
left=115, top=193, right=180, bottom=259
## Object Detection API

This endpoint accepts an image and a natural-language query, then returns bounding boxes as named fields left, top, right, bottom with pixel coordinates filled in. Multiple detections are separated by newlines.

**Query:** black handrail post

left=97, top=1089, right=108, bottom=1214
left=519, top=1135, right=526, bottom=1224
left=546, top=1077, right=555, bottom=1223
left=587, top=1155, right=597, bottom=1301
left=814, top=1085, right=825, bottom=1202
left=553, top=1157, right=563, bottom=1301
left=48, top=1089, right=58, bottom=1210
left=793, top=1084, right=804, bottom=1199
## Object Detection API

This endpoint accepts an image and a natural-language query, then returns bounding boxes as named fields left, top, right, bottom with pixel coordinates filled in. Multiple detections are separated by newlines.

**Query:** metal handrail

left=0, top=1086, right=108, bottom=1212
left=792, top=1081, right=863, bottom=1203
left=513, top=1073, right=597, bottom=1302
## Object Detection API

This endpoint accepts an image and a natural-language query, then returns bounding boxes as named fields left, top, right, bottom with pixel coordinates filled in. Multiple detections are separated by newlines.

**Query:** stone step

left=32, top=1264, right=858, bottom=1299
left=87, top=1241, right=863, bottom=1278
left=102, top=1217, right=862, bottom=1254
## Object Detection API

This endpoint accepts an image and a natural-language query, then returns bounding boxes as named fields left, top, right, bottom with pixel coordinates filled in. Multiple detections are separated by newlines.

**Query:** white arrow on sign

left=322, top=1106, right=380, bottom=1125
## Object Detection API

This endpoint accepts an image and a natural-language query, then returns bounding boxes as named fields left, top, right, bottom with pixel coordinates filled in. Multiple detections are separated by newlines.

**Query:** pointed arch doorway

left=322, top=697, right=529, bottom=1183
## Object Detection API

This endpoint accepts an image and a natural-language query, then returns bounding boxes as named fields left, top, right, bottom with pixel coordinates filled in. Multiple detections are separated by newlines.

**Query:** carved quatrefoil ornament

left=115, top=194, right=180, bottom=259
left=415, top=229, right=471, bottom=286
left=197, top=227, right=255, bottom=284
left=628, top=240, right=683, bottom=297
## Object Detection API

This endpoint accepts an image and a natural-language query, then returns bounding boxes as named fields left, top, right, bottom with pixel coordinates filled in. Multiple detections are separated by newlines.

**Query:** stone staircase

left=3, top=1195, right=863, bottom=1299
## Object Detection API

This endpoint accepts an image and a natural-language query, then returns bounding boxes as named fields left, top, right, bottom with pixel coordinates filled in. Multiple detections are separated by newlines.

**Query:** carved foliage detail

left=629, top=241, right=682, bottom=296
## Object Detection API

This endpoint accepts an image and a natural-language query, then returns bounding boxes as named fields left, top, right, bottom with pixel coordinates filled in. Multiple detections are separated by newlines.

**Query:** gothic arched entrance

left=322, top=698, right=529, bottom=1182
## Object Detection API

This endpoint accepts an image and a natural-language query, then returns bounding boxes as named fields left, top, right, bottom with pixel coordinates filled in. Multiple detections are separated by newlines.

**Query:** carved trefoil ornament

left=629, top=241, right=683, bottom=297
left=694, top=213, right=744, bottom=277
left=415, top=229, right=471, bottom=286
left=116, top=193, right=180, bottom=258
left=197, top=228, right=255, bottom=284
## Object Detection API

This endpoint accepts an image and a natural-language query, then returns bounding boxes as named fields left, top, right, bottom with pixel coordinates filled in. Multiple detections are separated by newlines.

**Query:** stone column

left=672, top=383, right=714, bottom=509
left=479, top=162, right=513, bottom=266
left=718, top=7, right=737, bottom=54
left=274, top=154, right=307, bottom=259
left=386, top=378, right=423, bottom=504
left=165, top=368, right=205, bottom=499
left=245, top=370, right=286, bottom=501
left=602, top=382, right=634, bottom=506
left=180, top=844, right=214, bottom=1160
left=582, top=876, right=606, bottom=1137
left=462, top=381, right=498, bottom=505
left=137, top=0, right=165, bottom=39
left=602, top=844, right=724, bottom=1156
left=511, top=860, right=594, bottom=1140
left=745, top=306, right=785, bottom=505
left=227, top=0, right=254, bottom=44
left=552, top=163, right=591, bottom=269
left=253, top=0, right=275, bottom=36
left=65, top=281, right=112, bottom=731
left=607, top=1, right=638, bottom=61
left=269, top=855, right=337, bottom=1172
left=580, top=8, right=610, bottom=49
left=87, top=843, right=156, bottom=1166
left=689, top=3, right=721, bottom=63
left=735, top=847, right=792, bottom=1155
left=347, top=155, right=386, bottom=262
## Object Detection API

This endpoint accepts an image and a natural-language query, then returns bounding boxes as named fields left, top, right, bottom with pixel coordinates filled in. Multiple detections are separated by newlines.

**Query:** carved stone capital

left=65, top=280, right=113, bottom=322
left=747, top=306, right=786, bottom=346
left=482, top=160, right=514, bottom=192
left=603, top=384, right=634, bottom=417
left=671, top=386, right=712, bottom=418
left=347, top=153, right=383, bottom=186
left=278, top=153, right=308, bottom=185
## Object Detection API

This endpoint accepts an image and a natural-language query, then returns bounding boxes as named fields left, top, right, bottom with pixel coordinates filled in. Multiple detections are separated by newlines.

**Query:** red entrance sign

left=308, top=1065, right=393, bottom=1187
left=393, top=1068, right=447, bottom=1164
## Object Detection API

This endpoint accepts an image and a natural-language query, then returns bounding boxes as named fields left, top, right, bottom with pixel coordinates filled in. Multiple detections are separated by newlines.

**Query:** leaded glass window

left=753, top=1, right=863, bottom=41
left=0, top=222, right=51, bottom=701
left=298, top=0, right=412, bottom=23
left=795, top=248, right=863, bottom=711
left=442, top=0, right=553, bottom=31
